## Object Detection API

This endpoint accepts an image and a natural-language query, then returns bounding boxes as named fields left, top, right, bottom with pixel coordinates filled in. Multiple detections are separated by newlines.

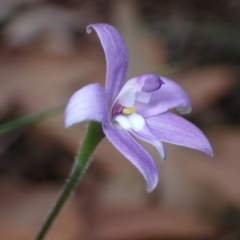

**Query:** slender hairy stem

left=35, top=121, right=105, bottom=240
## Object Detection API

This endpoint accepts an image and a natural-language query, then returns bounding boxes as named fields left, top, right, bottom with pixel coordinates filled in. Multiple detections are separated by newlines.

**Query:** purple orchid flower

left=64, top=23, right=213, bottom=192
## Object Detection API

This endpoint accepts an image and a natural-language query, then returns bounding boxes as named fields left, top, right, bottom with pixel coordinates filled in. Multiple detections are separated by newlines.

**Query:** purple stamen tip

left=142, top=74, right=164, bottom=92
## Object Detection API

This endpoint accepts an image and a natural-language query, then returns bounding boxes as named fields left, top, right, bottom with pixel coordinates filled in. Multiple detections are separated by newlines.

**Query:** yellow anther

left=122, top=106, right=136, bottom=115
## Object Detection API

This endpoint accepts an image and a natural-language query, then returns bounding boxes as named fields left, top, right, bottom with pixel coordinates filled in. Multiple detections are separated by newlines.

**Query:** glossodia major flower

left=65, top=23, right=213, bottom=192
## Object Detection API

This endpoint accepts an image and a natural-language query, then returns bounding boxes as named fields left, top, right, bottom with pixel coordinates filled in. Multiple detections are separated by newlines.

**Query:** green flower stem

left=35, top=121, right=105, bottom=240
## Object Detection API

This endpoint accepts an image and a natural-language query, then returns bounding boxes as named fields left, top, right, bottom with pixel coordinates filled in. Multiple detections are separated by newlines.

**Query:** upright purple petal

left=146, top=112, right=213, bottom=156
left=112, top=74, right=163, bottom=111
left=103, top=124, right=159, bottom=192
left=65, top=83, right=108, bottom=127
left=136, top=77, right=192, bottom=117
left=87, top=24, right=129, bottom=105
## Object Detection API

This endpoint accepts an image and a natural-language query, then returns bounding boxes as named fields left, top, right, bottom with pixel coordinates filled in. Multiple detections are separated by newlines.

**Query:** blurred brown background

left=0, top=0, right=240, bottom=239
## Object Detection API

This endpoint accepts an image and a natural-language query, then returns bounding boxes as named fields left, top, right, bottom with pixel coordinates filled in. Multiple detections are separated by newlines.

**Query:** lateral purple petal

left=103, top=125, right=159, bottom=192
left=65, top=83, right=108, bottom=127
left=87, top=24, right=129, bottom=105
left=136, top=77, right=192, bottom=117
left=146, top=112, right=213, bottom=156
left=130, top=124, right=166, bottom=161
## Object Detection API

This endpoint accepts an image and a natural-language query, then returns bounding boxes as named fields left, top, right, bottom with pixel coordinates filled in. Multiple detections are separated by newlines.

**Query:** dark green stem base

left=35, top=121, right=104, bottom=240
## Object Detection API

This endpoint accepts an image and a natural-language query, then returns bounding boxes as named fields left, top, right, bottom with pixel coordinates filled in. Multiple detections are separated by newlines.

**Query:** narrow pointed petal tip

left=208, top=148, right=214, bottom=157
left=147, top=112, right=214, bottom=157
left=103, top=125, right=159, bottom=192
left=64, top=83, right=107, bottom=127
left=147, top=176, right=158, bottom=193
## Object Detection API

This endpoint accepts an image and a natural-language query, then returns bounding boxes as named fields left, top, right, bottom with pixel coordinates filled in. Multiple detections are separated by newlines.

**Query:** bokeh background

left=0, top=0, right=240, bottom=239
